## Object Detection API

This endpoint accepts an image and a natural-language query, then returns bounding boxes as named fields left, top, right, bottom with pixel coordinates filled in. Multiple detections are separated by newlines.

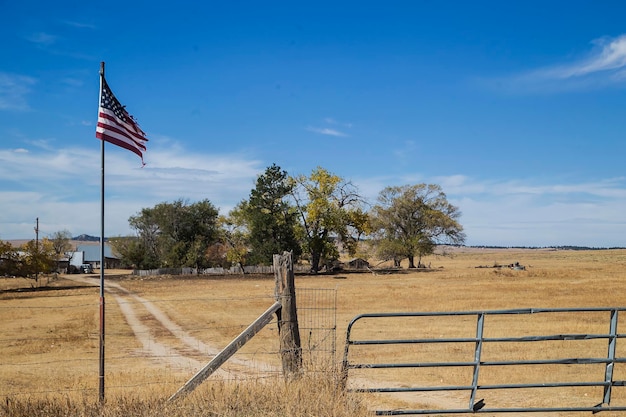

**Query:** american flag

left=96, top=78, right=148, bottom=165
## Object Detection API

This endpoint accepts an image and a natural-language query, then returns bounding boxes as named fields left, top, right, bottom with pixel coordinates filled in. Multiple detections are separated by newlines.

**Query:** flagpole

left=98, top=61, right=106, bottom=403
left=95, top=67, right=148, bottom=402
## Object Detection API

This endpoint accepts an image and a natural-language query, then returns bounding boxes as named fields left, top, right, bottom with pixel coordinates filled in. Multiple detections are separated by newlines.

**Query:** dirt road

left=66, top=275, right=277, bottom=378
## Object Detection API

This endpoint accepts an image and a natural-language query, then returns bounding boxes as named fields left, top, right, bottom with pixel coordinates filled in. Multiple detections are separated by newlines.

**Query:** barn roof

left=77, top=244, right=118, bottom=262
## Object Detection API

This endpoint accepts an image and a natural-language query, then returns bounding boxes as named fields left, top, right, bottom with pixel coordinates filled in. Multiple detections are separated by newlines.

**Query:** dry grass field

left=2, top=247, right=626, bottom=416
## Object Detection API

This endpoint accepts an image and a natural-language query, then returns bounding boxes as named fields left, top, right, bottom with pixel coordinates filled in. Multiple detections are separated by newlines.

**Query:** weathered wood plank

left=168, top=301, right=282, bottom=402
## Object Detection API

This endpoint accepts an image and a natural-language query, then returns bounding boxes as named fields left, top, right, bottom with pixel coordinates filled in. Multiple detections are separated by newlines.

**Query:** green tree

left=0, top=239, right=20, bottom=276
left=50, top=230, right=73, bottom=273
left=127, top=208, right=161, bottom=269
left=127, top=199, right=220, bottom=269
left=371, top=238, right=406, bottom=268
left=233, top=164, right=301, bottom=265
left=291, top=167, right=366, bottom=273
left=220, top=211, right=251, bottom=267
left=370, top=184, right=465, bottom=268
left=20, top=238, right=57, bottom=280
left=109, top=236, right=152, bottom=269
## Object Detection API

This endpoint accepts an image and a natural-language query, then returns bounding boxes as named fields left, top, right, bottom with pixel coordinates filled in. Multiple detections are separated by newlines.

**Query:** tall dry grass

left=2, top=248, right=626, bottom=415
left=1, top=374, right=370, bottom=417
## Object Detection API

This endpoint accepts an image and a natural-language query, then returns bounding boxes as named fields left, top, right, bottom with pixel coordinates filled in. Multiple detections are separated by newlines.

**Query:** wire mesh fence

left=296, top=288, right=337, bottom=372
left=0, top=277, right=336, bottom=401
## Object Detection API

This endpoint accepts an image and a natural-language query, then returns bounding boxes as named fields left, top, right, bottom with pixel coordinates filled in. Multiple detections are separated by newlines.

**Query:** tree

left=108, top=236, right=152, bottom=269
left=0, top=239, right=19, bottom=277
left=370, top=184, right=465, bottom=268
left=127, top=208, right=161, bottom=269
left=127, top=199, right=220, bottom=269
left=233, top=164, right=301, bottom=265
left=50, top=230, right=73, bottom=273
left=371, top=238, right=406, bottom=268
left=204, top=241, right=229, bottom=268
left=20, top=238, right=56, bottom=280
left=219, top=212, right=251, bottom=268
left=291, top=167, right=367, bottom=273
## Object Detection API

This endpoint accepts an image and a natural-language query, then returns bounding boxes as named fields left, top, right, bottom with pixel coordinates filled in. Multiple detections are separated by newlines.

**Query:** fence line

left=0, top=286, right=336, bottom=399
left=132, top=264, right=313, bottom=277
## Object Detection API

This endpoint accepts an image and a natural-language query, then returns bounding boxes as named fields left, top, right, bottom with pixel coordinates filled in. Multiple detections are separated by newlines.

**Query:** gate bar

left=469, top=313, right=484, bottom=410
left=342, top=307, right=626, bottom=415
left=603, top=309, right=619, bottom=405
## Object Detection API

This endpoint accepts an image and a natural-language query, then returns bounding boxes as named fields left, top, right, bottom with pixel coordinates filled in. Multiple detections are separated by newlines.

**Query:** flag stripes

left=96, top=78, right=148, bottom=164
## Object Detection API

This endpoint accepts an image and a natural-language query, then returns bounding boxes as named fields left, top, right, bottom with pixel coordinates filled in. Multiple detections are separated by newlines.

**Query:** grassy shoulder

left=1, top=374, right=371, bottom=417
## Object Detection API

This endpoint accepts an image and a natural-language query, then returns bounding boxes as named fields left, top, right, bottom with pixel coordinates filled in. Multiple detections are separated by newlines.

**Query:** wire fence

left=132, top=264, right=314, bottom=277
left=0, top=282, right=336, bottom=400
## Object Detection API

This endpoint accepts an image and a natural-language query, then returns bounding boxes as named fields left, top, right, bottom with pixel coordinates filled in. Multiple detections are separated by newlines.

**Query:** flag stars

left=96, top=75, right=148, bottom=165
left=100, top=84, right=128, bottom=123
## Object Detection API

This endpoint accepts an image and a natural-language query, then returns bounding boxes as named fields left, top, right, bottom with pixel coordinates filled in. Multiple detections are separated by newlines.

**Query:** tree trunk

left=408, top=255, right=416, bottom=269
left=310, top=250, right=321, bottom=273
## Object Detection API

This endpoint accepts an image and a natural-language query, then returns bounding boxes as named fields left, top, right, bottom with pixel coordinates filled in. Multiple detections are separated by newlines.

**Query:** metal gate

left=341, top=308, right=626, bottom=415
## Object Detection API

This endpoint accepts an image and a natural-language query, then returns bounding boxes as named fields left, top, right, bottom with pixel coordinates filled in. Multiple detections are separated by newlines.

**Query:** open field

left=2, top=248, right=626, bottom=416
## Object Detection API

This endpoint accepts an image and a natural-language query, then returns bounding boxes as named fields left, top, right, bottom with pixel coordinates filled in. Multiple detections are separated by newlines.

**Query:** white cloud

left=61, top=77, right=84, bottom=87
left=353, top=174, right=626, bottom=247
left=438, top=176, right=626, bottom=247
left=22, top=30, right=95, bottom=60
left=487, top=34, right=626, bottom=93
left=0, top=72, right=37, bottom=111
left=307, top=117, right=353, bottom=137
left=25, top=32, right=57, bottom=46
left=549, top=35, right=626, bottom=78
left=62, top=20, right=96, bottom=30
left=0, top=141, right=264, bottom=239
left=324, top=117, right=353, bottom=128
left=2, top=140, right=625, bottom=247
left=306, top=126, right=348, bottom=137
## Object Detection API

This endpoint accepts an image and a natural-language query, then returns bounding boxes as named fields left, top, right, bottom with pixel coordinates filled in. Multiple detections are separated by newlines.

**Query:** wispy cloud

left=434, top=176, right=626, bottom=247
left=23, top=30, right=94, bottom=60
left=354, top=173, right=626, bottom=247
left=62, top=20, right=96, bottom=30
left=307, top=118, right=352, bottom=137
left=489, top=34, right=626, bottom=93
left=544, top=35, right=626, bottom=79
left=3, top=137, right=625, bottom=247
left=324, top=117, right=353, bottom=128
left=306, top=126, right=348, bottom=137
left=0, top=140, right=264, bottom=238
left=0, top=72, right=37, bottom=111
left=61, top=77, right=84, bottom=87
left=25, top=32, right=57, bottom=46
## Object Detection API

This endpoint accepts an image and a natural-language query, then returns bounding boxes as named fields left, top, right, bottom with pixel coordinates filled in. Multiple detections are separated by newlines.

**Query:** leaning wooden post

left=273, top=251, right=302, bottom=379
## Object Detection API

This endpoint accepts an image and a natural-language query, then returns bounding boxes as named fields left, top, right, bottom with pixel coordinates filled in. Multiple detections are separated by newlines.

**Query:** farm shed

left=347, top=258, right=370, bottom=269
left=77, top=244, right=121, bottom=269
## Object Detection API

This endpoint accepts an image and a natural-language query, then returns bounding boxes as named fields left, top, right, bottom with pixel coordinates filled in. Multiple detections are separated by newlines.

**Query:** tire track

left=67, top=276, right=277, bottom=377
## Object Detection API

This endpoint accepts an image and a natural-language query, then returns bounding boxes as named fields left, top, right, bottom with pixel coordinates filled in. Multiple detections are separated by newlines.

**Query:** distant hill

left=5, top=234, right=108, bottom=247
left=467, top=245, right=626, bottom=250
left=72, top=234, right=102, bottom=242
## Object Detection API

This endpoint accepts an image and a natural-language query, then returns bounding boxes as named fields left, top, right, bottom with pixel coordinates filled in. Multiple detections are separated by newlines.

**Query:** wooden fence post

left=273, top=251, right=302, bottom=378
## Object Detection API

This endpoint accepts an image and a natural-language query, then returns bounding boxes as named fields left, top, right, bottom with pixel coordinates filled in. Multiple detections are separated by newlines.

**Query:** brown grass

left=2, top=248, right=626, bottom=416
left=1, top=375, right=369, bottom=417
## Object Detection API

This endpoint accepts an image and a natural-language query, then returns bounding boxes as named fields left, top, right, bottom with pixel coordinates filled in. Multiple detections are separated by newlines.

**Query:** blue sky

left=1, top=1, right=625, bottom=247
